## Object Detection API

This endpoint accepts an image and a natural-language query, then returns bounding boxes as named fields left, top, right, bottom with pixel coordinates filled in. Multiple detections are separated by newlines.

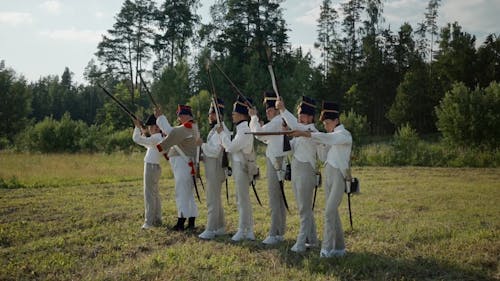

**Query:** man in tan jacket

left=156, top=105, right=200, bottom=231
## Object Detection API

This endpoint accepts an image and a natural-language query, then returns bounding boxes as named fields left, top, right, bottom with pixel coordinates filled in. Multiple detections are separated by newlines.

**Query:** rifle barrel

left=138, top=73, right=158, bottom=107
left=97, top=84, right=137, bottom=121
left=245, top=131, right=293, bottom=136
left=210, top=59, right=253, bottom=107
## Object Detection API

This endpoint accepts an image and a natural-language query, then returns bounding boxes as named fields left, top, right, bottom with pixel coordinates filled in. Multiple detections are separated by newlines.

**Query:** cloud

left=40, top=0, right=62, bottom=15
left=296, top=6, right=321, bottom=26
left=38, top=28, right=103, bottom=43
left=440, top=0, right=500, bottom=36
left=0, top=12, right=33, bottom=26
left=95, top=11, right=105, bottom=19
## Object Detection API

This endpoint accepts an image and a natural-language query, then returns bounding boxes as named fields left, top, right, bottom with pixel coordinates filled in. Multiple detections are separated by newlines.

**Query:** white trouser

left=266, top=156, right=286, bottom=236
left=291, top=159, right=318, bottom=246
left=169, top=156, right=198, bottom=218
left=203, top=156, right=225, bottom=231
left=144, top=163, right=162, bottom=226
left=322, top=164, right=345, bottom=251
left=232, top=161, right=253, bottom=233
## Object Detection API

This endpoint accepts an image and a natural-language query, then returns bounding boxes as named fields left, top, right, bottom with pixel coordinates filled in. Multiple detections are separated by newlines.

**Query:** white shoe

left=231, top=230, right=245, bottom=242
left=245, top=231, right=255, bottom=240
left=305, top=242, right=317, bottom=248
left=320, top=248, right=346, bottom=258
left=214, top=227, right=225, bottom=236
left=262, top=235, right=283, bottom=245
left=291, top=243, right=306, bottom=253
left=319, top=248, right=331, bottom=258
left=142, top=223, right=153, bottom=229
left=331, top=249, right=346, bottom=257
left=198, top=230, right=215, bottom=240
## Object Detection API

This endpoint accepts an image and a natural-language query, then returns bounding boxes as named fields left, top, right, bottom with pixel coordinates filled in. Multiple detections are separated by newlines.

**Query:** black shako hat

left=233, top=96, right=253, bottom=115
left=297, top=96, right=316, bottom=116
left=209, top=97, right=225, bottom=115
left=263, top=91, right=277, bottom=109
left=145, top=114, right=156, bottom=126
left=176, top=104, right=193, bottom=116
left=319, top=101, right=340, bottom=121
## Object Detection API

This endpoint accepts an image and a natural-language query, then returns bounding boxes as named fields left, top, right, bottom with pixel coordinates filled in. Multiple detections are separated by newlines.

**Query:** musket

left=245, top=131, right=294, bottom=136
left=210, top=59, right=253, bottom=108
left=265, top=46, right=290, bottom=212
left=206, top=60, right=223, bottom=125
left=98, top=84, right=171, bottom=162
left=266, top=47, right=280, bottom=98
left=206, top=59, right=230, bottom=203
left=138, top=72, right=159, bottom=108
left=98, top=84, right=140, bottom=122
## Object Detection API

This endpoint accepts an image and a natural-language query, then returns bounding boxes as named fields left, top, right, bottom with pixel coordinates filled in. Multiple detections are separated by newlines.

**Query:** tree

left=416, top=0, right=441, bottom=67
left=154, top=0, right=200, bottom=71
left=0, top=64, right=31, bottom=143
left=153, top=60, right=191, bottom=122
left=96, top=0, right=156, bottom=98
left=340, top=0, right=365, bottom=73
left=315, top=0, right=339, bottom=79
left=435, top=82, right=500, bottom=149
left=387, top=62, right=435, bottom=133
left=475, top=34, right=500, bottom=88
left=394, top=23, right=421, bottom=76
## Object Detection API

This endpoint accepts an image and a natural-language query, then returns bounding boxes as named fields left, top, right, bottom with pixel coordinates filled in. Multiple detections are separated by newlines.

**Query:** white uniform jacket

left=219, top=121, right=253, bottom=163
left=132, top=128, right=164, bottom=164
left=310, top=124, right=352, bottom=178
left=280, top=109, right=318, bottom=170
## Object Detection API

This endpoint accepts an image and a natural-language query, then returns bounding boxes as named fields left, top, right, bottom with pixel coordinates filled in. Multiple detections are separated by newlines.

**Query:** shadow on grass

left=202, top=234, right=493, bottom=281
left=275, top=244, right=493, bottom=281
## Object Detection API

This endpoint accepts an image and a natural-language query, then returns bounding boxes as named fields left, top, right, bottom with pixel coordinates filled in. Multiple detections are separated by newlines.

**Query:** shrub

left=104, top=129, right=135, bottom=154
left=392, top=123, right=419, bottom=165
left=341, top=109, right=370, bottom=147
left=435, top=82, right=500, bottom=149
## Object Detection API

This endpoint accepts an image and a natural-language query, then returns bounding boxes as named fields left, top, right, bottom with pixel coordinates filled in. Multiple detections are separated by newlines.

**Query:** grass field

left=0, top=152, right=499, bottom=280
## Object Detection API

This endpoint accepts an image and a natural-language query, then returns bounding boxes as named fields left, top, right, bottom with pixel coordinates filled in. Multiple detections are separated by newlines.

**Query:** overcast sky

left=1, top=0, right=498, bottom=84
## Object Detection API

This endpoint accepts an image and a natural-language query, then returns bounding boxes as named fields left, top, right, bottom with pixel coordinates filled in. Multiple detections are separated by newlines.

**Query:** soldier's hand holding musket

left=275, top=97, right=285, bottom=112
left=289, top=130, right=311, bottom=138
left=195, top=137, right=203, bottom=146
left=133, top=118, right=147, bottom=135
left=248, top=107, right=257, bottom=117
left=154, top=107, right=163, bottom=118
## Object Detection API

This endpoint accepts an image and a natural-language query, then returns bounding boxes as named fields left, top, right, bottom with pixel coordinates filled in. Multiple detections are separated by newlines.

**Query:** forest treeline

left=1, top=0, right=499, bottom=166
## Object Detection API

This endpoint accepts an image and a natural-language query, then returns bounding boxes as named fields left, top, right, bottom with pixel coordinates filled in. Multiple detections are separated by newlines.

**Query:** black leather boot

left=187, top=217, right=196, bottom=230
left=172, top=217, right=186, bottom=231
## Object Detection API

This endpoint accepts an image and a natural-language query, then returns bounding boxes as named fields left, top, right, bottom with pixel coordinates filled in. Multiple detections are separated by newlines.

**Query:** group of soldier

left=132, top=91, right=352, bottom=259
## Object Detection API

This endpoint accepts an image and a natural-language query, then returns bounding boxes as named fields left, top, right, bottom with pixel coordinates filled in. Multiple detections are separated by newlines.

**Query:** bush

left=392, top=123, right=419, bottom=165
left=341, top=109, right=370, bottom=147
left=0, top=137, right=10, bottom=150
left=79, top=125, right=107, bottom=153
left=435, top=82, right=500, bottom=149
left=104, top=129, right=136, bottom=154
left=355, top=138, right=499, bottom=167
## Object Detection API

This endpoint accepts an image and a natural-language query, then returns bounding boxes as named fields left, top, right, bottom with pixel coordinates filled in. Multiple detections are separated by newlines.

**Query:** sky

left=1, top=0, right=499, bottom=85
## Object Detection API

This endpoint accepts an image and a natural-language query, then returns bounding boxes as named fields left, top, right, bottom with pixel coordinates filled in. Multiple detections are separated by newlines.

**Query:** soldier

left=198, top=98, right=229, bottom=240
left=132, top=114, right=164, bottom=230
left=249, top=91, right=288, bottom=245
left=276, top=96, right=319, bottom=252
left=155, top=105, right=200, bottom=231
left=217, top=96, right=256, bottom=242
left=290, top=101, right=352, bottom=258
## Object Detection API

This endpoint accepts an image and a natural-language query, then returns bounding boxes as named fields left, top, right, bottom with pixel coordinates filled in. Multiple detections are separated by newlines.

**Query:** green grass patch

left=0, top=153, right=499, bottom=280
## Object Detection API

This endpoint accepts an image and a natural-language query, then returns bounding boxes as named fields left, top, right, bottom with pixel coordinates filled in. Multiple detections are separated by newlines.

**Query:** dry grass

left=0, top=152, right=499, bottom=280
